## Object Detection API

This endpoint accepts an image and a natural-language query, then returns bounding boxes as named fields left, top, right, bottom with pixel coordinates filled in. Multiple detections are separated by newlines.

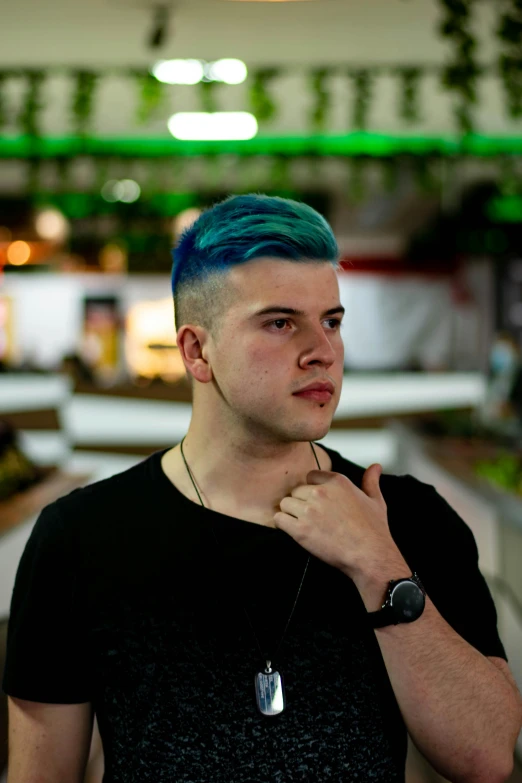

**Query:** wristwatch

left=368, top=572, right=426, bottom=628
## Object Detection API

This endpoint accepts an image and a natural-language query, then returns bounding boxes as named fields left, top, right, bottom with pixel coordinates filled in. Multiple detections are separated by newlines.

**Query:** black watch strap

left=368, top=573, right=426, bottom=629
left=371, top=602, right=399, bottom=628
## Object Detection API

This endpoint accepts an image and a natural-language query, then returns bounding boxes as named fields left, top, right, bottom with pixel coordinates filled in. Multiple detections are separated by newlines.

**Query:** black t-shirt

left=2, top=444, right=507, bottom=782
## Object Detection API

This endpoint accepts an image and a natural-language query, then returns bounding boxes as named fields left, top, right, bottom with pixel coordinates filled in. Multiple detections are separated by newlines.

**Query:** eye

left=267, top=319, right=291, bottom=330
left=266, top=318, right=343, bottom=332
left=325, top=319, right=343, bottom=330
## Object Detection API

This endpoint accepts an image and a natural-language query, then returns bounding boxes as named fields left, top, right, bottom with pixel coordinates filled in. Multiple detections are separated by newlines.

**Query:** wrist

left=348, top=552, right=412, bottom=613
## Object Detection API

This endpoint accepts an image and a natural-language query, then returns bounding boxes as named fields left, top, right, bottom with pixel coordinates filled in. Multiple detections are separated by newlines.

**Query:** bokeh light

left=152, top=59, right=205, bottom=85
left=207, top=59, right=247, bottom=84
left=35, top=208, right=70, bottom=242
left=167, top=112, right=258, bottom=140
left=7, top=241, right=31, bottom=266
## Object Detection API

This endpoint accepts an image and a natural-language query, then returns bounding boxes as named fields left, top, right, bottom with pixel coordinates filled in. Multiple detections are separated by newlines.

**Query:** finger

left=305, top=470, right=339, bottom=484
left=362, top=464, right=383, bottom=499
left=290, top=484, right=316, bottom=500
left=279, top=496, right=306, bottom=518
left=273, top=511, right=299, bottom=532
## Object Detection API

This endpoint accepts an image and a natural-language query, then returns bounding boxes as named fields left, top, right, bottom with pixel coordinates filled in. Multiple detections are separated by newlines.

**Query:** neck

left=166, top=422, right=329, bottom=526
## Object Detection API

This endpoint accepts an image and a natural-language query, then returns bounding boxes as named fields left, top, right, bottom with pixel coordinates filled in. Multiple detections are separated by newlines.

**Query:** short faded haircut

left=171, top=193, right=340, bottom=337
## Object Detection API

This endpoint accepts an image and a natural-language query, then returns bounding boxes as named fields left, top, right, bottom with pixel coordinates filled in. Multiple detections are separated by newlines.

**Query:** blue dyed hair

left=172, top=193, right=339, bottom=333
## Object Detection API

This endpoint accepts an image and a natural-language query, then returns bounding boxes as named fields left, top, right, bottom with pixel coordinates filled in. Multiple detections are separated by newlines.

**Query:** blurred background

left=1, top=0, right=522, bottom=780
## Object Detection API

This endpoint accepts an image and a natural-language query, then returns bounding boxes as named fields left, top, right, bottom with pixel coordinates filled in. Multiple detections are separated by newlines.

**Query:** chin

left=288, top=421, right=332, bottom=444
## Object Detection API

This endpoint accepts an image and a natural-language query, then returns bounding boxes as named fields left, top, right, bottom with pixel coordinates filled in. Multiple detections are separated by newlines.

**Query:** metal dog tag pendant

left=254, top=661, right=285, bottom=716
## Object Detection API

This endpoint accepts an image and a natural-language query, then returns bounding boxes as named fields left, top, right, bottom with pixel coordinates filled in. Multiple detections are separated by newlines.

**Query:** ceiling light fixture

left=152, top=58, right=247, bottom=85
left=152, top=59, right=205, bottom=84
left=167, top=112, right=258, bottom=140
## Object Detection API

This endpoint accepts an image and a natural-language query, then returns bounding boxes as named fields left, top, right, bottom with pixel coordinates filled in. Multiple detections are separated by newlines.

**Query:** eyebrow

left=251, top=305, right=346, bottom=319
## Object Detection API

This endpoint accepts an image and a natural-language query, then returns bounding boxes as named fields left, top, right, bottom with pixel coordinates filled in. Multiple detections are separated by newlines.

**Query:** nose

left=298, top=323, right=339, bottom=370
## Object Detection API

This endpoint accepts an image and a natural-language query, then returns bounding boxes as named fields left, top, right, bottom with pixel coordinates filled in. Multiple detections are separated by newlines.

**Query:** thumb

left=363, top=463, right=382, bottom=498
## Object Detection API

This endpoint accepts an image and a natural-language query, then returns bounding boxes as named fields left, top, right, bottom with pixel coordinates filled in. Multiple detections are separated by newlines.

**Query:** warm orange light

left=125, top=298, right=185, bottom=381
left=7, top=241, right=31, bottom=266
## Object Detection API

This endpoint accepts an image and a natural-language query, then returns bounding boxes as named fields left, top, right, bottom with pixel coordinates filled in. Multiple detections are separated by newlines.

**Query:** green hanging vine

left=309, top=68, right=331, bottom=131
left=248, top=68, right=280, bottom=124
left=204, top=153, right=223, bottom=190
left=396, top=67, right=422, bottom=124
left=380, top=157, right=399, bottom=193
left=27, top=157, right=42, bottom=194
left=270, top=155, right=292, bottom=190
left=348, top=69, right=373, bottom=130
left=498, top=154, right=520, bottom=195
left=134, top=70, right=167, bottom=125
left=55, top=156, right=71, bottom=193
left=413, top=155, right=441, bottom=194
left=199, top=79, right=218, bottom=113
left=497, top=0, right=522, bottom=119
left=5, top=47, right=522, bottom=160
left=438, top=0, right=480, bottom=134
left=18, top=71, right=45, bottom=137
left=0, top=72, right=8, bottom=132
left=347, top=157, right=367, bottom=202
left=71, top=70, right=98, bottom=135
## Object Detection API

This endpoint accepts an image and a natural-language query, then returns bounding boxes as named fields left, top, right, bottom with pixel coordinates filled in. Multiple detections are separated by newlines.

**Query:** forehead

left=227, top=257, right=339, bottom=304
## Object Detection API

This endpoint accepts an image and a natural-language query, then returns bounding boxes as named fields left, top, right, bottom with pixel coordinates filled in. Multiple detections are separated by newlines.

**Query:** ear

left=176, top=324, right=213, bottom=384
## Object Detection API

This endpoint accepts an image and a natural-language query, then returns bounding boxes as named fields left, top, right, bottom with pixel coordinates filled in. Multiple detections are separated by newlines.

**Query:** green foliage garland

left=346, top=157, right=367, bottom=201
left=438, top=0, right=481, bottom=134
left=309, top=68, right=331, bottom=131
left=27, top=157, right=42, bottom=193
left=72, top=70, right=98, bottom=136
left=497, top=0, right=522, bottom=118
left=380, top=157, right=399, bottom=193
left=134, top=71, right=167, bottom=125
left=19, top=71, right=45, bottom=137
left=348, top=69, right=373, bottom=130
left=55, top=156, right=71, bottom=192
left=248, top=68, right=280, bottom=124
left=396, top=67, right=422, bottom=124
left=413, top=155, right=440, bottom=193
left=0, top=72, right=7, bottom=131
left=270, top=155, right=292, bottom=189
left=199, top=79, right=218, bottom=113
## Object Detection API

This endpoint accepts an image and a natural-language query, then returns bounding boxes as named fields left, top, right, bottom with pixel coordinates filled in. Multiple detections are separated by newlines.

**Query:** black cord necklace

left=179, top=437, right=320, bottom=717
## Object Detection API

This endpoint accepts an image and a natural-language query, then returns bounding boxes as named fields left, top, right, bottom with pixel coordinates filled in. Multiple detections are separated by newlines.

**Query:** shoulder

left=322, top=443, right=475, bottom=555
left=383, top=473, right=480, bottom=579
left=35, top=454, right=156, bottom=542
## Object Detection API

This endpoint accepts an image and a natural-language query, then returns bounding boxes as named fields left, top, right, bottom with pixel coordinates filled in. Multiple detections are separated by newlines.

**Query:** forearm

left=349, top=553, right=522, bottom=783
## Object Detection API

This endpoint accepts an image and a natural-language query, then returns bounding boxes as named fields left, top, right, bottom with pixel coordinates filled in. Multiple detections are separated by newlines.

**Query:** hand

left=273, top=464, right=400, bottom=579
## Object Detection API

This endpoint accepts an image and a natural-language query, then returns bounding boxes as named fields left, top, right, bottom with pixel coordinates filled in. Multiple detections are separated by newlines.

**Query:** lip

left=293, top=389, right=333, bottom=402
left=293, top=381, right=335, bottom=394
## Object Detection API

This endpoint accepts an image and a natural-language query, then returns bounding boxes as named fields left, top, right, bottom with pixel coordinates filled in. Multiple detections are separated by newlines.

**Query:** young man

left=3, top=194, right=522, bottom=783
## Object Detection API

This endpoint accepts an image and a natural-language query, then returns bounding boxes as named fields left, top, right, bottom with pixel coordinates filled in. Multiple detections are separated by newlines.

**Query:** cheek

left=249, top=347, right=291, bottom=383
left=243, top=339, right=281, bottom=368
left=230, top=344, right=289, bottom=398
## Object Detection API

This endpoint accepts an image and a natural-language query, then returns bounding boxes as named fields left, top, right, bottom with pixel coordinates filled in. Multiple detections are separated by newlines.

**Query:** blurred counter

left=391, top=419, right=522, bottom=759
left=0, top=371, right=485, bottom=462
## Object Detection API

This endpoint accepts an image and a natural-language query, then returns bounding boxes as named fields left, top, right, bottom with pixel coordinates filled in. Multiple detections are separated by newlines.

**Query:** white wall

left=2, top=270, right=465, bottom=372
left=0, top=273, right=170, bottom=370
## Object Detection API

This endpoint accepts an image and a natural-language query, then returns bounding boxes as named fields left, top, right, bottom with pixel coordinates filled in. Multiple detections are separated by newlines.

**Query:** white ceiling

left=1, top=0, right=498, bottom=68
left=0, top=0, right=516, bottom=135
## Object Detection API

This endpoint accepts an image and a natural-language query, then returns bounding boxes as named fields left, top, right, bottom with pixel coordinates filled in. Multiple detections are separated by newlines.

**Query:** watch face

left=390, top=581, right=425, bottom=621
